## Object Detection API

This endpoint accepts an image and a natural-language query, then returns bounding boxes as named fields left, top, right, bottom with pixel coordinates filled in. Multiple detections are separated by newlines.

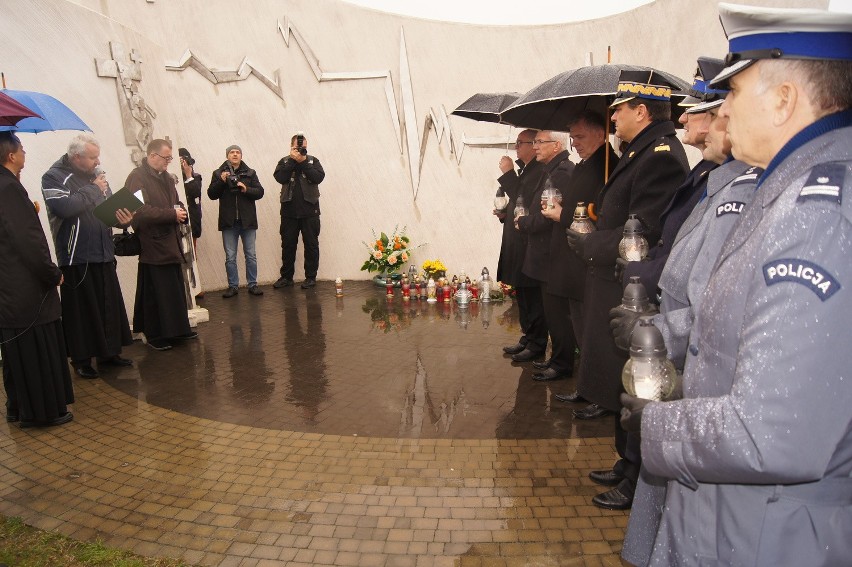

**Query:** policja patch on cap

left=610, top=70, right=677, bottom=108
left=709, top=3, right=852, bottom=89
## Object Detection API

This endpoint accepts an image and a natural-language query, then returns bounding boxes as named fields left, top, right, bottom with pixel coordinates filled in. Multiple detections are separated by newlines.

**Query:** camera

left=182, top=156, right=195, bottom=166
left=296, top=131, right=307, bottom=156
left=226, top=169, right=241, bottom=191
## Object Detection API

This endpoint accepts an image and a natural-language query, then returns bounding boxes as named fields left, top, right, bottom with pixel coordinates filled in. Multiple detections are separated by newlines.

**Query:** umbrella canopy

left=500, top=64, right=690, bottom=131
left=0, top=91, right=41, bottom=127
left=0, top=89, right=90, bottom=133
left=451, top=92, right=523, bottom=124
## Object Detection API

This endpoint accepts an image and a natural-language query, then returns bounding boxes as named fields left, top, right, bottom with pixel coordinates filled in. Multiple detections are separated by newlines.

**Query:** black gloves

left=615, top=257, right=629, bottom=283
left=620, top=393, right=650, bottom=432
left=609, top=305, right=658, bottom=351
left=565, top=229, right=588, bottom=258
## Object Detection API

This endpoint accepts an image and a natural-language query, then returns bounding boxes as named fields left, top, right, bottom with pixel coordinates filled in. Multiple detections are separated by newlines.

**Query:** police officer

left=620, top=5, right=852, bottom=564
left=565, top=70, right=689, bottom=511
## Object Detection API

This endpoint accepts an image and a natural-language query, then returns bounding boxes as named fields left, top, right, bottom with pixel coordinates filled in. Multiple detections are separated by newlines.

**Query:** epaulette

left=654, top=144, right=671, bottom=152
left=798, top=163, right=844, bottom=204
left=731, top=166, right=761, bottom=186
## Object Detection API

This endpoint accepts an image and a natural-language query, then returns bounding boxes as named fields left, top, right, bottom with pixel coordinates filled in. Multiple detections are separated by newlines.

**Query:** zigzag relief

left=165, top=50, right=285, bottom=101
left=163, top=16, right=514, bottom=199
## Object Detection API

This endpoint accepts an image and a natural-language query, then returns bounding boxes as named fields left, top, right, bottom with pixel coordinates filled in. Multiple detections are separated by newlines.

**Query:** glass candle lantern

left=494, top=189, right=509, bottom=212
left=386, top=276, right=394, bottom=298
left=401, top=274, right=411, bottom=301
left=569, top=201, right=596, bottom=233
left=622, top=316, right=678, bottom=401
left=621, top=276, right=651, bottom=313
left=513, top=195, right=527, bottom=222
left=540, top=187, right=563, bottom=210
left=426, top=277, right=437, bottom=303
left=334, top=276, right=343, bottom=297
left=480, top=267, right=492, bottom=303
left=619, top=214, right=649, bottom=261
left=455, top=281, right=472, bottom=308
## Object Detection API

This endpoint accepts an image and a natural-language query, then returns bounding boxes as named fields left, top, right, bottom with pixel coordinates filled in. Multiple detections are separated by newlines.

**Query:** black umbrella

left=500, top=64, right=690, bottom=131
left=451, top=92, right=523, bottom=124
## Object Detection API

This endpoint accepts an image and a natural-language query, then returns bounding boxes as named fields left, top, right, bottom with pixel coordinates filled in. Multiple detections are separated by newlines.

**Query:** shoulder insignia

left=654, top=145, right=671, bottom=152
left=732, top=166, right=762, bottom=186
left=763, top=258, right=840, bottom=301
left=798, top=163, right=844, bottom=204
left=716, top=201, right=746, bottom=217
left=700, top=170, right=709, bottom=178
left=628, top=151, right=635, bottom=159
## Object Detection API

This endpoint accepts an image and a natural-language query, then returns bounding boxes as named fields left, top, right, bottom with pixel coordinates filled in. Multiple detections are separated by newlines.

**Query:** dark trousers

left=280, top=214, right=320, bottom=280
left=542, top=291, right=576, bottom=373
left=515, top=285, right=548, bottom=353
left=613, top=415, right=642, bottom=498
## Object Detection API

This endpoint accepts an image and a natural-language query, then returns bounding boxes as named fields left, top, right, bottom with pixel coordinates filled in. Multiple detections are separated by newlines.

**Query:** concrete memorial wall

left=0, top=0, right=824, bottom=320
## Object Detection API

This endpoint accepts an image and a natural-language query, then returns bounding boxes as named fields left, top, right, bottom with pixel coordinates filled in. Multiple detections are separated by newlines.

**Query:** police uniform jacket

left=0, top=165, right=62, bottom=328
left=623, top=159, right=717, bottom=300
left=495, top=158, right=543, bottom=288
left=642, top=112, right=852, bottom=566
left=517, top=150, right=574, bottom=282
left=621, top=159, right=758, bottom=567
left=546, top=143, right=617, bottom=299
left=127, top=159, right=185, bottom=266
left=577, top=120, right=689, bottom=412
left=207, top=160, right=265, bottom=230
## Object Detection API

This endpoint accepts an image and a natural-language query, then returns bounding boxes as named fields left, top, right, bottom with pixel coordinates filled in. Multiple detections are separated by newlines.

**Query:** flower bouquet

left=361, top=226, right=420, bottom=286
left=421, top=259, right=447, bottom=280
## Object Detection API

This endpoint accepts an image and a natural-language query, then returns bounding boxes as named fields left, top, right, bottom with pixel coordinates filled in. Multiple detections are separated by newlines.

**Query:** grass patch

left=0, top=516, right=193, bottom=567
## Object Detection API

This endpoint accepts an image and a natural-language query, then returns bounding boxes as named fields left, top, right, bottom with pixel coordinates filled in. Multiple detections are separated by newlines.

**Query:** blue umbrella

left=0, top=89, right=90, bottom=133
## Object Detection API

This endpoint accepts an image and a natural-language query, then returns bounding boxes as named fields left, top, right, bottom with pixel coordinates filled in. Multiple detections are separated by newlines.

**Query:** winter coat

left=41, top=154, right=115, bottom=266
left=0, top=165, right=62, bottom=327
left=517, top=150, right=574, bottom=282
left=207, top=160, right=264, bottom=230
left=642, top=113, right=852, bottom=566
left=496, top=158, right=544, bottom=288
left=126, top=159, right=185, bottom=265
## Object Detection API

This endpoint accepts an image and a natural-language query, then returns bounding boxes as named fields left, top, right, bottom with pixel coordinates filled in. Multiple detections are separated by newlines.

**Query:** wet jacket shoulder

left=41, top=155, right=115, bottom=266
left=0, top=166, right=62, bottom=327
left=583, top=120, right=689, bottom=276
left=207, top=160, right=264, bottom=230
left=127, top=160, right=185, bottom=265
left=274, top=155, right=325, bottom=204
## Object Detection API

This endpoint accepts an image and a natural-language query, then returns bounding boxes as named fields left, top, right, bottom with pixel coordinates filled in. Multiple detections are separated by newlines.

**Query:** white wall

left=0, top=0, right=826, bottom=313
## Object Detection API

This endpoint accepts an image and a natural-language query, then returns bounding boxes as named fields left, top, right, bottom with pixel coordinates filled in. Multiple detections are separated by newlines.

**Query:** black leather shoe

left=273, top=277, right=294, bottom=288
left=502, top=342, right=526, bottom=355
left=532, top=368, right=571, bottom=382
left=573, top=403, right=614, bottom=420
left=248, top=285, right=264, bottom=296
left=592, top=486, right=633, bottom=510
left=147, top=338, right=173, bottom=351
left=222, top=286, right=238, bottom=298
left=74, top=365, right=99, bottom=379
left=98, top=355, right=132, bottom=367
left=301, top=278, right=316, bottom=289
left=532, top=358, right=551, bottom=370
left=173, top=332, right=198, bottom=340
left=589, top=469, right=624, bottom=487
left=6, top=410, right=19, bottom=423
left=555, top=390, right=585, bottom=403
left=20, top=412, right=74, bottom=429
left=511, top=348, right=544, bottom=362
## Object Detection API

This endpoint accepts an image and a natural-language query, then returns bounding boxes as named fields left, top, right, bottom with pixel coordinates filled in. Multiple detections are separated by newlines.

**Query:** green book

left=93, top=187, right=144, bottom=227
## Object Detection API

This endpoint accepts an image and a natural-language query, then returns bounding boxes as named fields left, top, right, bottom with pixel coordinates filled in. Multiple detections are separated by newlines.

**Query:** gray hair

left=756, top=59, right=852, bottom=115
left=541, top=131, right=569, bottom=149
left=67, top=133, right=99, bottom=158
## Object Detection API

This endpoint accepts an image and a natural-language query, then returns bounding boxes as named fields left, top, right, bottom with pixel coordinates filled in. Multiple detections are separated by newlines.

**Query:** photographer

left=272, top=132, right=326, bottom=289
left=207, top=144, right=264, bottom=298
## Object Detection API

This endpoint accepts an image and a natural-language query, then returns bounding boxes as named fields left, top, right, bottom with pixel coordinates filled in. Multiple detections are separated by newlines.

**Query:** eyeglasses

left=154, top=153, right=173, bottom=162
left=514, top=141, right=533, bottom=147
left=532, top=139, right=557, bottom=146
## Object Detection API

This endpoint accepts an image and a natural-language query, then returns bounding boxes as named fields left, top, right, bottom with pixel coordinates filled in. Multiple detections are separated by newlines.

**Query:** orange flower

left=393, top=242, right=401, bottom=250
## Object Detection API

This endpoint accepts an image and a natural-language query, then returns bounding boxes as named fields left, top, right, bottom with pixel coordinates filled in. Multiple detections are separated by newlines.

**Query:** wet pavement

left=0, top=280, right=628, bottom=566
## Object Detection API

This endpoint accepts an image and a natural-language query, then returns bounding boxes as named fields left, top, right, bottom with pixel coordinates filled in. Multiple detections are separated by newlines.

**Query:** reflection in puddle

left=399, top=355, right=469, bottom=437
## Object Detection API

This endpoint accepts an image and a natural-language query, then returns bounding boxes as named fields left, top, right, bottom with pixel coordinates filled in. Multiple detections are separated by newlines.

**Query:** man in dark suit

left=496, top=129, right=547, bottom=361
left=540, top=111, right=618, bottom=385
left=565, top=71, right=689, bottom=510
left=515, top=131, right=575, bottom=366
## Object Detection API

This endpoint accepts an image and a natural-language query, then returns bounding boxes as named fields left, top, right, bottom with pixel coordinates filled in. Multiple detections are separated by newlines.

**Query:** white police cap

left=709, top=3, right=852, bottom=88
